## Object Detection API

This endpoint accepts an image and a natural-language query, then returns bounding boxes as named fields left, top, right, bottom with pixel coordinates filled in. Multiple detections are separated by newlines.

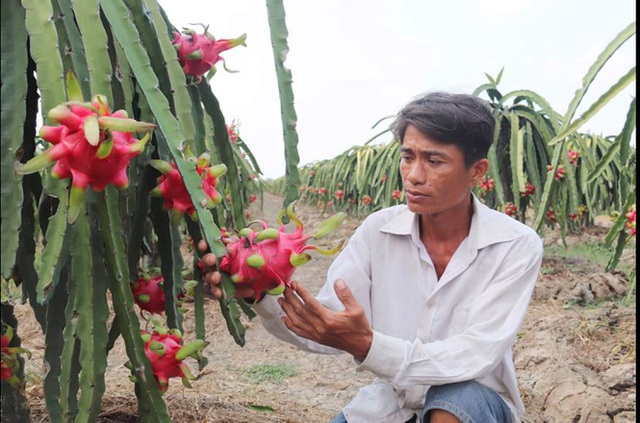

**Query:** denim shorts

left=330, top=380, right=513, bottom=423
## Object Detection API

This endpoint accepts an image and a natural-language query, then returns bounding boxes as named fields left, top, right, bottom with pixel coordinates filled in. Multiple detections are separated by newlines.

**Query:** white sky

left=158, top=0, right=636, bottom=179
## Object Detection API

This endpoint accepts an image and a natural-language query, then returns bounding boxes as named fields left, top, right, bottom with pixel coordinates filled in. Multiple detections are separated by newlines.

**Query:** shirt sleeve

left=358, top=231, right=543, bottom=388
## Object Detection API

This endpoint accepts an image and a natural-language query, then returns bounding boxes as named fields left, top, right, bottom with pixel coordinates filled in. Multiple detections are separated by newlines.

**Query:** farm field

left=13, top=192, right=635, bottom=423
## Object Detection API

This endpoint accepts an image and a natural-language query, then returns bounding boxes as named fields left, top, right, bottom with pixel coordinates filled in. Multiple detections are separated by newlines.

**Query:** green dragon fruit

left=172, top=24, right=247, bottom=82
left=150, top=152, right=227, bottom=226
left=16, top=72, right=155, bottom=223
left=219, top=203, right=346, bottom=298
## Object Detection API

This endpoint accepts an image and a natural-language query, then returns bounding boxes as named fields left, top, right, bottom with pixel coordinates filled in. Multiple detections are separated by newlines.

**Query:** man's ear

left=469, top=158, right=489, bottom=186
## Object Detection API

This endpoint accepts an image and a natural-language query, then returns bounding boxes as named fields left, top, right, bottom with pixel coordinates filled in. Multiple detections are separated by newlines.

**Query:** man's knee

left=427, top=409, right=461, bottom=423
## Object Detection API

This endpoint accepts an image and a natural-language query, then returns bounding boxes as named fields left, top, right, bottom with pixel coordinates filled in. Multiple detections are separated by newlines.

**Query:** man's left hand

left=278, top=279, right=373, bottom=361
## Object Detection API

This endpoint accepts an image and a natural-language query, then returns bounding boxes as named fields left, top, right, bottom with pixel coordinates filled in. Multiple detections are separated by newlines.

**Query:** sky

left=158, top=0, right=636, bottom=179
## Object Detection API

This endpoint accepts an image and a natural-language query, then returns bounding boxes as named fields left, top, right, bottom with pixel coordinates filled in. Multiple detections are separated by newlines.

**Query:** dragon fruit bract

left=127, top=318, right=207, bottom=393
left=16, top=72, right=155, bottom=223
left=172, top=24, right=247, bottom=82
left=150, top=153, right=227, bottom=225
left=219, top=203, right=346, bottom=298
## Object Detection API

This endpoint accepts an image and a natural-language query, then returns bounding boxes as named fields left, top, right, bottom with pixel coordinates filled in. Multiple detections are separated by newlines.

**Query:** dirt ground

left=10, top=192, right=637, bottom=422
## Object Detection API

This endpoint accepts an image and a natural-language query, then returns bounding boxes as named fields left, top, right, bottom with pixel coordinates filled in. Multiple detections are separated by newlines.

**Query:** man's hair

left=390, top=92, right=495, bottom=168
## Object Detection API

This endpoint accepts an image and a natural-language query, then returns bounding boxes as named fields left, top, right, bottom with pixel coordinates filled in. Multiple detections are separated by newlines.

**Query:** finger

left=291, top=281, right=327, bottom=315
left=212, top=287, right=222, bottom=299
left=203, top=270, right=221, bottom=286
left=280, top=288, right=304, bottom=316
left=222, top=235, right=240, bottom=245
left=200, top=253, right=217, bottom=268
left=281, top=314, right=315, bottom=338
left=197, top=239, right=209, bottom=254
left=333, top=279, right=358, bottom=309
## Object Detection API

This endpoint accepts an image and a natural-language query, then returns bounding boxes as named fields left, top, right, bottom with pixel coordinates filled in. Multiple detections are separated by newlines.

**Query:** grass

left=544, top=241, right=611, bottom=267
left=243, top=363, right=299, bottom=384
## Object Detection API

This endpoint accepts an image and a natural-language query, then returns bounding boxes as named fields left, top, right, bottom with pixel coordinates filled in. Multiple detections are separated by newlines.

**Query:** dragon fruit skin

left=131, top=273, right=166, bottom=315
left=219, top=204, right=346, bottom=298
left=172, top=27, right=247, bottom=81
left=131, top=270, right=196, bottom=317
left=150, top=155, right=227, bottom=224
left=135, top=325, right=208, bottom=393
left=16, top=87, right=155, bottom=223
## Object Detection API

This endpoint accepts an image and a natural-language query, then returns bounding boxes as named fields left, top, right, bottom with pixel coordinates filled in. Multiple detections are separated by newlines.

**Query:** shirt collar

left=379, top=194, right=521, bottom=250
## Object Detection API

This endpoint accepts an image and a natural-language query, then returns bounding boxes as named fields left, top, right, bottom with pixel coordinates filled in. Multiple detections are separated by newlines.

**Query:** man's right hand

left=197, top=240, right=258, bottom=301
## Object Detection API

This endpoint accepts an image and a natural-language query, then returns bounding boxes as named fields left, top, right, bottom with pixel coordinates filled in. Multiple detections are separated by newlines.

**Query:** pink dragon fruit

left=16, top=72, right=155, bottom=223
left=126, top=318, right=207, bottom=393
left=150, top=153, right=227, bottom=225
left=131, top=271, right=166, bottom=315
left=131, top=269, right=198, bottom=317
left=172, top=24, right=247, bottom=82
left=1, top=325, right=31, bottom=389
left=219, top=203, right=346, bottom=298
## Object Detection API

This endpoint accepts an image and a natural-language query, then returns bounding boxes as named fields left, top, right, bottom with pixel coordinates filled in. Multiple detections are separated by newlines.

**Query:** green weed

left=243, top=363, right=299, bottom=384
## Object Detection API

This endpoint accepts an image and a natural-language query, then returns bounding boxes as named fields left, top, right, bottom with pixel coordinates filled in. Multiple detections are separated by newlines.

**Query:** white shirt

left=253, top=195, right=543, bottom=422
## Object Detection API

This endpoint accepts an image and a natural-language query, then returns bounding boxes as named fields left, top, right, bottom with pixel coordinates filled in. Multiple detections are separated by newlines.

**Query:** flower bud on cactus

left=127, top=318, right=208, bottom=393
left=218, top=203, right=346, bottom=298
left=171, top=24, right=247, bottom=82
left=1, top=325, right=32, bottom=389
left=15, top=72, right=155, bottom=223
left=150, top=153, right=227, bottom=225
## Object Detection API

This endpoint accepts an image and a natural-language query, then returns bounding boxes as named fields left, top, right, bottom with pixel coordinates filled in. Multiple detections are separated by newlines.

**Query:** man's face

left=399, top=124, right=486, bottom=216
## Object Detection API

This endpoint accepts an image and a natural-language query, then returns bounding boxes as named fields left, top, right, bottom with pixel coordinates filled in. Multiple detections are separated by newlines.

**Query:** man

left=199, top=92, right=543, bottom=422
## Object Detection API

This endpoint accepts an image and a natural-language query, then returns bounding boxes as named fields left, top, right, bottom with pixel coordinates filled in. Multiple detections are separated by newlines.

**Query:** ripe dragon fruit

left=172, top=24, right=247, bottom=82
left=150, top=153, right=227, bottom=226
left=218, top=203, right=346, bottom=298
left=131, top=269, right=198, bottom=317
left=126, top=318, right=207, bottom=393
left=1, top=325, right=31, bottom=389
left=16, top=72, right=155, bottom=223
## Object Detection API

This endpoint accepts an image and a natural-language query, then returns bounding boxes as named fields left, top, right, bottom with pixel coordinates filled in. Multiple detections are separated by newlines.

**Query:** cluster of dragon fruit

left=10, top=23, right=347, bottom=394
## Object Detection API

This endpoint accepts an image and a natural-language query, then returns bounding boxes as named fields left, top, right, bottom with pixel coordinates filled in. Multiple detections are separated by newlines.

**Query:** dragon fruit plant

left=126, top=318, right=207, bottom=394
left=150, top=152, right=227, bottom=226
left=172, top=24, right=247, bottom=82
left=16, top=72, right=155, bottom=223
left=219, top=203, right=346, bottom=298
left=131, top=269, right=198, bottom=317
left=1, top=325, right=31, bottom=389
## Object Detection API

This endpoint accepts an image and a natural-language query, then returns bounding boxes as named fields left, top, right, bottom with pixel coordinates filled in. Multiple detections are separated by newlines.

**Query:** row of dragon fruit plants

left=270, top=21, right=637, bottom=281
left=0, top=1, right=305, bottom=422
